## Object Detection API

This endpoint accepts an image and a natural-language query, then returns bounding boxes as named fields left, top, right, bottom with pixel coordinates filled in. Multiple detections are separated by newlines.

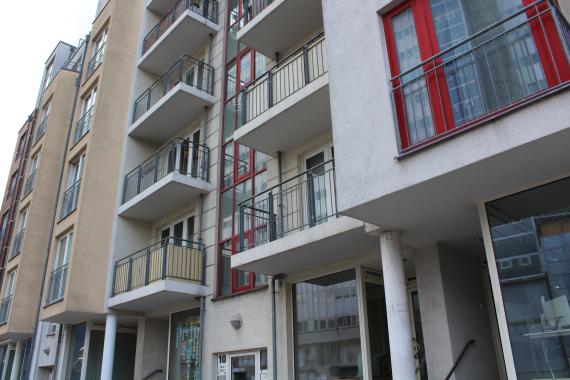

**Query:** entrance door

left=303, top=146, right=335, bottom=227
left=360, top=269, right=427, bottom=380
left=217, top=351, right=265, bottom=380
left=231, top=354, right=256, bottom=380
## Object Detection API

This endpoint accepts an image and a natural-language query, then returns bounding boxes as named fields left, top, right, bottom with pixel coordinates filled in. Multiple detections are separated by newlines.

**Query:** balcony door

left=304, top=146, right=335, bottom=228
left=67, top=154, right=85, bottom=189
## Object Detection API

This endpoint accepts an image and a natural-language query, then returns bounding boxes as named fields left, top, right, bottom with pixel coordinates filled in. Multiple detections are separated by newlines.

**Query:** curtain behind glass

left=169, top=309, right=201, bottom=380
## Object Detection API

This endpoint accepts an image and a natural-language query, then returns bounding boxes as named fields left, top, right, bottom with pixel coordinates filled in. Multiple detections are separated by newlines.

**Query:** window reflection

left=487, top=178, right=570, bottom=379
left=294, top=270, right=362, bottom=380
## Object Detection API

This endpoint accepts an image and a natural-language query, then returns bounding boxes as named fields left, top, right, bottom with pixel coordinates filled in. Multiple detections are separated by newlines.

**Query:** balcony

left=9, top=230, right=24, bottom=260
left=139, top=0, right=220, bottom=74
left=22, top=170, right=37, bottom=198
left=86, top=43, right=105, bottom=78
left=234, top=33, right=330, bottom=155
left=46, top=265, right=68, bottom=305
left=231, top=160, right=376, bottom=275
left=108, top=237, right=207, bottom=313
left=238, top=0, right=323, bottom=58
left=72, top=106, right=94, bottom=145
left=60, top=181, right=80, bottom=220
left=129, top=56, right=215, bottom=143
left=390, top=0, right=570, bottom=155
left=33, top=118, right=48, bottom=145
left=0, top=296, right=11, bottom=325
left=118, top=139, right=213, bottom=221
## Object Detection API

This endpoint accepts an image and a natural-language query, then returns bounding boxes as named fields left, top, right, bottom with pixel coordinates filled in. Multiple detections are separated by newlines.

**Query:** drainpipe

left=27, top=35, right=87, bottom=379
left=271, top=274, right=283, bottom=380
left=277, top=152, right=283, bottom=238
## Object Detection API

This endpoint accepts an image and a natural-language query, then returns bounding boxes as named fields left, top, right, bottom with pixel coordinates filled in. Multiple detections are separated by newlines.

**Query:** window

left=486, top=177, right=570, bottom=379
left=7, top=171, right=18, bottom=198
left=16, top=208, right=27, bottom=234
left=383, top=0, right=570, bottom=152
left=88, top=29, right=108, bottom=75
left=65, top=323, right=86, bottom=380
left=0, top=213, right=8, bottom=240
left=218, top=0, right=270, bottom=296
left=61, top=154, right=85, bottom=218
left=54, top=232, right=73, bottom=270
left=67, top=154, right=85, bottom=188
left=43, top=60, right=54, bottom=91
left=293, top=270, right=363, bottom=379
left=3, top=272, right=15, bottom=299
left=15, top=135, right=26, bottom=160
left=29, top=153, right=40, bottom=175
left=169, top=309, right=201, bottom=380
left=74, top=88, right=97, bottom=143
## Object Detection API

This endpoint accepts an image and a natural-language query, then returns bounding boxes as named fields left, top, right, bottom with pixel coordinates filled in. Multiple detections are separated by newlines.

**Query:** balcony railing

left=238, top=159, right=337, bottom=252
left=33, top=118, right=48, bottom=145
left=0, top=296, right=12, bottom=325
left=73, top=106, right=94, bottom=145
left=23, top=169, right=37, bottom=197
left=10, top=230, right=24, bottom=260
left=60, top=180, right=81, bottom=219
left=142, top=0, right=218, bottom=54
left=390, top=0, right=570, bottom=154
left=238, top=32, right=327, bottom=126
left=112, top=237, right=205, bottom=296
left=86, top=43, right=106, bottom=77
left=133, top=55, right=214, bottom=123
left=47, top=265, right=68, bottom=305
left=243, top=0, right=273, bottom=25
left=122, top=138, right=209, bottom=204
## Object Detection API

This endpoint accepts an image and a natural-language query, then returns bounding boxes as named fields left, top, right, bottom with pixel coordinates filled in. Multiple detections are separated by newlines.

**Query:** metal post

left=136, top=166, right=142, bottom=195
left=154, top=152, right=160, bottom=182
left=145, top=249, right=151, bottom=285
left=162, top=239, right=169, bottom=279
left=303, top=45, right=310, bottom=85
left=111, top=264, right=117, bottom=296
left=268, top=191, right=276, bottom=241
left=307, top=173, right=316, bottom=228
left=203, top=0, right=209, bottom=18
left=241, top=91, right=248, bottom=126
left=127, top=257, right=133, bottom=291
left=268, top=71, right=274, bottom=108
left=239, top=205, right=245, bottom=252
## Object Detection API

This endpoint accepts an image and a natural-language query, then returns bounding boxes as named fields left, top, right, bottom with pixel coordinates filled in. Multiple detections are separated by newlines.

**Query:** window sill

left=211, top=284, right=269, bottom=302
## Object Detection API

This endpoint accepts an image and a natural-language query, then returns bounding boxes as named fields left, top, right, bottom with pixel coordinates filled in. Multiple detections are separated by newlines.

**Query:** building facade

left=0, top=0, right=568, bottom=379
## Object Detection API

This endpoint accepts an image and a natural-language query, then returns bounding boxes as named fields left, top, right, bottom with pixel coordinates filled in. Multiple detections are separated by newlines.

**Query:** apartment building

left=0, top=0, right=567, bottom=379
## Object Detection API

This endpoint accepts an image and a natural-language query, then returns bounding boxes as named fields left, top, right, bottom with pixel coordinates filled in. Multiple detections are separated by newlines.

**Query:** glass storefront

left=293, top=270, right=363, bottom=380
left=66, top=323, right=86, bottom=380
left=169, top=309, right=201, bottom=380
left=486, top=178, right=570, bottom=379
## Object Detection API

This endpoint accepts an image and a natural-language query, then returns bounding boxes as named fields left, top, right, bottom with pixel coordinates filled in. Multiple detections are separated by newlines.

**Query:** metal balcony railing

left=0, top=296, right=11, bottom=325
left=73, top=106, right=94, bottom=145
left=238, top=32, right=327, bottom=126
left=142, top=0, right=218, bottom=54
left=122, top=138, right=210, bottom=204
left=238, top=159, right=337, bottom=252
left=112, top=237, right=205, bottom=296
left=243, top=0, right=273, bottom=24
left=23, top=169, right=37, bottom=197
left=47, top=265, right=68, bottom=304
left=390, top=0, right=570, bottom=153
left=132, top=55, right=214, bottom=123
left=86, top=43, right=106, bottom=77
left=60, top=180, right=81, bottom=219
left=10, top=230, right=24, bottom=260
left=33, top=118, right=48, bottom=145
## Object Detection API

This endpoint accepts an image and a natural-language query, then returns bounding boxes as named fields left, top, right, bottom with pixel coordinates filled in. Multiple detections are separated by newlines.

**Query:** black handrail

left=444, top=339, right=476, bottom=380
left=142, top=369, right=163, bottom=380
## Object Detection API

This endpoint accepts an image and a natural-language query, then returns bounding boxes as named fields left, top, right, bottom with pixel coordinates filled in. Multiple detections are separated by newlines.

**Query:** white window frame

left=4, top=271, right=16, bottom=299
left=53, top=231, right=73, bottom=270
left=43, top=60, right=54, bottom=91
left=67, top=154, right=86, bottom=189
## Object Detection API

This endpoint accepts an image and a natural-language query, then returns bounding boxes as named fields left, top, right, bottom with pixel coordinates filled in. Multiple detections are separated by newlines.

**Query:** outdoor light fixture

left=230, top=314, right=242, bottom=329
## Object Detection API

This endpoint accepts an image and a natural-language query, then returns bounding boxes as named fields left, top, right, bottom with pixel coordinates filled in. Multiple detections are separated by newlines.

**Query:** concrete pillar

left=9, top=341, right=23, bottom=380
left=380, top=230, right=416, bottom=380
left=101, top=313, right=117, bottom=380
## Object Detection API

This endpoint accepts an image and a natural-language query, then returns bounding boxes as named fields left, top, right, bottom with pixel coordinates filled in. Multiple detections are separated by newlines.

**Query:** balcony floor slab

left=231, top=216, right=377, bottom=275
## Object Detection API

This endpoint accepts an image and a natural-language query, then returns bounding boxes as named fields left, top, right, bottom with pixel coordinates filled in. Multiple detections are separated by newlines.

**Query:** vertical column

left=9, top=341, right=23, bottom=380
left=380, top=230, right=416, bottom=380
left=100, top=313, right=117, bottom=380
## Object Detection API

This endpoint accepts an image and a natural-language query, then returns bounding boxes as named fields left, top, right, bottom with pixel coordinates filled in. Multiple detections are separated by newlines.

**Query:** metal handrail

left=0, top=296, right=12, bottom=325
left=86, top=42, right=106, bottom=77
left=73, top=106, right=94, bottom=144
left=112, top=237, right=205, bottom=296
left=23, top=169, right=37, bottom=197
left=142, top=369, right=164, bottom=380
left=238, top=159, right=337, bottom=252
left=122, top=138, right=210, bottom=204
left=444, top=339, right=476, bottom=380
left=142, top=0, right=218, bottom=54
left=33, top=117, right=48, bottom=145
left=10, top=229, right=25, bottom=259
left=60, top=180, right=81, bottom=219
left=238, top=32, right=327, bottom=125
left=132, top=55, right=214, bottom=122
left=47, top=264, right=69, bottom=304
left=243, top=0, right=273, bottom=24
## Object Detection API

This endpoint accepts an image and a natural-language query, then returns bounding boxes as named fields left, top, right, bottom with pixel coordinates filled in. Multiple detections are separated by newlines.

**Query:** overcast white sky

left=0, top=0, right=99, bottom=194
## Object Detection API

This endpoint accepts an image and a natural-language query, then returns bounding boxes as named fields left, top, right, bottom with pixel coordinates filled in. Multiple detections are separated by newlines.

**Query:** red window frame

left=382, top=0, right=570, bottom=152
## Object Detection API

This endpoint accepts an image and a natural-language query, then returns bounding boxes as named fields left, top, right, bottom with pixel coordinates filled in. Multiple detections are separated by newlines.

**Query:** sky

left=0, top=0, right=100, bottom=194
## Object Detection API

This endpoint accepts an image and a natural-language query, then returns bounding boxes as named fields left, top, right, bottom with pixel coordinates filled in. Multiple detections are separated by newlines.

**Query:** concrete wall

left=415, top=244, right=499, bottom=380
left=134, top=318, right=168, bottom=380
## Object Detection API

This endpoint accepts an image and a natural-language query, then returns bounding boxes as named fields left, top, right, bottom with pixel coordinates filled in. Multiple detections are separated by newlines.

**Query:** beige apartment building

left=0, top=0, right=569, bottom=380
